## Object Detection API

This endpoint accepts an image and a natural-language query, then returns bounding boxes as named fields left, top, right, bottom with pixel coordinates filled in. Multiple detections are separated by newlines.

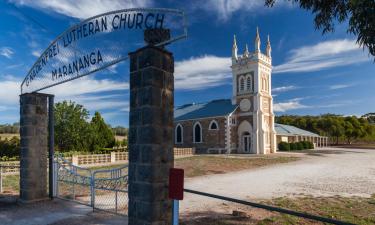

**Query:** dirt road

left=181, top=148, right=375, bottom=213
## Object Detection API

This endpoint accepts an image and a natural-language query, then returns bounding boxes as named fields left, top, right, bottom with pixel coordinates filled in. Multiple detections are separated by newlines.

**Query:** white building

left=174, top=28, right=328, bottom=154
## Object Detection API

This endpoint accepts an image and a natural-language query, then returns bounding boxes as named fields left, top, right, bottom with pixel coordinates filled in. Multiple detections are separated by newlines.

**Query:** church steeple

left=243, top=44, right=249, bottom=57
left=232, top=35, right=238, bottom=61
left=266, top=35, right=271, bottom=57
left=255, top=27, right=260, bottom=53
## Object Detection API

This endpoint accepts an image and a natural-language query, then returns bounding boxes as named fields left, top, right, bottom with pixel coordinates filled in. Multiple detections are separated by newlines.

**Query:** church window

left=209, top=120, right=219, bottom=130
left=246, top=76, right=251, bottom=91
left=193, top=122, right=202, bottom=143
left=239, top=77, right=245, bottom=92
left=175, top=124, right=183, bottom=144
left=231, top=117, right=236, bottom=125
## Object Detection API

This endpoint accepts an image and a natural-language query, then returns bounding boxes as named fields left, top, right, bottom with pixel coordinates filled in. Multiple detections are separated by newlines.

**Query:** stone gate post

left=20, top=93, right=50, bottom=202
left=128, top=29, right=175, bottom=225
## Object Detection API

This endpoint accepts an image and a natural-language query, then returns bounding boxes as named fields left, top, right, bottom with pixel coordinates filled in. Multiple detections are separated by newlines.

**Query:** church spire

left=266, top=34, right=271, bottom=57
left=244, top=44, right=249, bottom=57
left=255, top=27, right=260, bottom=53
left=232, top=34, right=238, bottom=61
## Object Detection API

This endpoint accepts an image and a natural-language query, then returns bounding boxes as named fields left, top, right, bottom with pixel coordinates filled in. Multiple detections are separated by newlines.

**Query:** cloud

left=31, top=50, right=42, bottom=57
left=273, top=99, right=307, bottom=112
left=329, top=84, right=351, bottom=90
left=272, top=85, right=298, bottom=93
left=273, top=39, right=371, bottom=73
left=193, top=0, right=291, bottom=21
left=0, top=74, right=129, bottom=111
left=10, top=0, right=152, bottom=19
left=0, top=47, right=14, bottom=59
left=175, top=55, right=232, bottom=90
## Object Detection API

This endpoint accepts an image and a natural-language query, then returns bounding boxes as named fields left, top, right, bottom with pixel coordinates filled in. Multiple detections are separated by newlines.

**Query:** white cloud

left=274, top=99, right=307, bottom=112
left=272, top=85, right=298, bottom=93
left=31, top=50, right=42, bottom=57
left=329, top=84, right=351, bottom=90
left=11, top=0, right=152, bottom=19
left=45, top=76, right=129, bottom=97
left=273, top=39, right=371, bottom=73
left=0, top=47, right=14, bottom=59
left=175, top=55, right=232, bottom=90
left=0, top=75, right=129, bottom=116
left=195, top=0, right=291, bottom=21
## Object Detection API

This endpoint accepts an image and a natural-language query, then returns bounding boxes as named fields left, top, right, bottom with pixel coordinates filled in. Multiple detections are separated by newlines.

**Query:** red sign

left=169, top=168, right=184, bottom=200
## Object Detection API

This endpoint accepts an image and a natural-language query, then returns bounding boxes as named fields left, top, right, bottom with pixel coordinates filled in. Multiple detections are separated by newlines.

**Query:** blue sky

left=0, top=0, right=374, bottom=126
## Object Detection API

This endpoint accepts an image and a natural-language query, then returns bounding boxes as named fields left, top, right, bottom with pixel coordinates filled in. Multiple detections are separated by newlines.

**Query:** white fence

left=0, top=147, right=195, bottom=172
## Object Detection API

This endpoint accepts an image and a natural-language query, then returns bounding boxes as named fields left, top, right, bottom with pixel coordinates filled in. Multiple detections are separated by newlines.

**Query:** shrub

left=301, top=141, right=309, bottom=149
left=296, top=142, right=304, bottom=150
left=289, top=142, right=297, bottom=150
left=308, top=141, right=314, bottom=149
left=278, top=142, right=290, bottom=151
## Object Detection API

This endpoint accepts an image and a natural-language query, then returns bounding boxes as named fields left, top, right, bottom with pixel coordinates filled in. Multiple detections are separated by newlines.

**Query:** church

left=174, top=29, right=328, bottom=154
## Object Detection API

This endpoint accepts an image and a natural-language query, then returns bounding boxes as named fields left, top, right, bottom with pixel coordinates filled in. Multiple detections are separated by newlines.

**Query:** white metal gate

left=53, top=154, right=128, bottom=215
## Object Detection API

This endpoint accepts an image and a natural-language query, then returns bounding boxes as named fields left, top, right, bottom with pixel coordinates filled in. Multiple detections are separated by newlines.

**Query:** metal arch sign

left=21, top=8, right=187, bottom=94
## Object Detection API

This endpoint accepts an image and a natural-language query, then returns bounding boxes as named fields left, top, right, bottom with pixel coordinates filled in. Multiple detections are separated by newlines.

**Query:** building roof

left=174, top=99, right=237, bottom=121
left=275, top=123, right=320, bottom=137
left=174, top=99, right=320, bottom=137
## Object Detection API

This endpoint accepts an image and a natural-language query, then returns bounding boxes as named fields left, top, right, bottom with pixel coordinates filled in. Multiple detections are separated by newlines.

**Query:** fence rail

left=0, top=147, right=195, bottom=173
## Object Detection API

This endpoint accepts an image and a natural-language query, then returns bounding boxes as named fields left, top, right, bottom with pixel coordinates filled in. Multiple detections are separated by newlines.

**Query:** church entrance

left=242, top=133, right=251, bottom=152
left=242, top=132, right=252, bottom=153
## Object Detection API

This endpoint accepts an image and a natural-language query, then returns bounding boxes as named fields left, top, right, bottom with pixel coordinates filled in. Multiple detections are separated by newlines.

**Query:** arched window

left=193, top=122, right=202, bottom=143
left=246, top=76, right=251, bottom=91
left=175, top=124, right=183, bottom=144
left=240, top=77, right=245, bottom=92
left=209, top=120, right=219, bottom=130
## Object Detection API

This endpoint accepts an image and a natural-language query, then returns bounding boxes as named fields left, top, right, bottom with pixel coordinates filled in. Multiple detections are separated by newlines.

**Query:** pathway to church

left=181, top=147, right=375, bottom=214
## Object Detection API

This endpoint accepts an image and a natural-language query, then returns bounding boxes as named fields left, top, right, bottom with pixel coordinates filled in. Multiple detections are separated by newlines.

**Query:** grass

left=0, top=133, right=19, bottom=140
left=337, top=143, right=375, bottom=149
left=1, top=174, right=19, bottom=194
left=175, top=155, right=299, bottom=178
left=181, top=195, right=375, bottom=225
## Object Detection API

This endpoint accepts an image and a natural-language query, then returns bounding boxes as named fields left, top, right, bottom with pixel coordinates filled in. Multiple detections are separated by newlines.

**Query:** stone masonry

left=128, top=38, right=175, bottom=224
left=19, top=93, right=49, bottom=202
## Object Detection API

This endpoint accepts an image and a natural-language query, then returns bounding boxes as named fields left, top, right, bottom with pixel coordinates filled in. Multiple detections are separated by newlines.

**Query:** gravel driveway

left=181, top=147, right=375, bottom=213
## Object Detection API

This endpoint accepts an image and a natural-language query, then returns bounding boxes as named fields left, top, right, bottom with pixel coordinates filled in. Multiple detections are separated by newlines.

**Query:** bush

left=290, top=143, right=297, bottom=150
left=308, top=141, right=314, bottom=149
left=278, top=142, right=290, bottom=151
left=0, top=137, right=20, bottom=160
left=296, top=142, right=304, bottom=150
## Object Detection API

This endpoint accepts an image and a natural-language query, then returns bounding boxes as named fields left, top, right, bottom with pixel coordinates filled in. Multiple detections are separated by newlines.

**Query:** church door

left=242, top=134, right=251, bottom=152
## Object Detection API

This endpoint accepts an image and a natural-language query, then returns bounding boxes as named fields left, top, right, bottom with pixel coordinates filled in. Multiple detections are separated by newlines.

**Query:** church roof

left=275, top=123, right=320, bottom=137
left=174, top=99, right=237, bottom=121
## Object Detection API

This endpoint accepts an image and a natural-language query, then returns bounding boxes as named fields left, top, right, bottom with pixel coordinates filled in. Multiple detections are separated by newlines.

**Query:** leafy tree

left=265, top=0, right=375, bottom=59
left=90, top=112, right=116, bottom=151
left=54, top=101, right=92, bottom=152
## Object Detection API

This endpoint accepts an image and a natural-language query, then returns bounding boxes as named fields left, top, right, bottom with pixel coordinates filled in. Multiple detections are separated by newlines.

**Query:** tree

left=90, top=112, right=116, bottom=151
left=265, top=0, right=375, bottom=59
left=54, top=101, right=92, bottom=152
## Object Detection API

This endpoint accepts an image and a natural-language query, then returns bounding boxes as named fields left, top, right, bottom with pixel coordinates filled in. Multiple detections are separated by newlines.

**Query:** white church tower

left=231, top=28, right=277, bottom=154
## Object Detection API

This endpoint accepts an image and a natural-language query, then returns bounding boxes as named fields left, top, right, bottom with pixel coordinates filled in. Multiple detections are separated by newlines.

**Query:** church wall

left=174, top=117, right=227, bottom=154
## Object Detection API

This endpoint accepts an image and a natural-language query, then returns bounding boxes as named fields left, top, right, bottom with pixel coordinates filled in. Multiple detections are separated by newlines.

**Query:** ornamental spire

left=255, top=27, right=260, bottom=53
left=244, top=44, right=249, bottom=57
left=232, top=34, right=238, bottom=60
left=266, top=34, right=271, bottom=57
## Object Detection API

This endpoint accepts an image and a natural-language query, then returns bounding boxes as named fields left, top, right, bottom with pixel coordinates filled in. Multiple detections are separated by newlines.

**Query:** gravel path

left=181, top=148, right=375, bottom=213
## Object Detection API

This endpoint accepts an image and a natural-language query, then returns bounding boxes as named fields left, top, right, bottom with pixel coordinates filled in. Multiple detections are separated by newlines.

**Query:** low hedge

left=278, top=141, right=314, bottom=151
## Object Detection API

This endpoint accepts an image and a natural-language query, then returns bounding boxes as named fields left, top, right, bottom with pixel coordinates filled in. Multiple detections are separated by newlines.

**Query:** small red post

left=169, top=168, right=184, bottom=200
left=169, top=168, right=184, bottom=225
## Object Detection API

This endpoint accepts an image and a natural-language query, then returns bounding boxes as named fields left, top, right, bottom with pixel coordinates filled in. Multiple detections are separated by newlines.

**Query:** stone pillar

left=20, top=93, right=49, bottom=202
left=128, top=29, right=174, bottom=225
